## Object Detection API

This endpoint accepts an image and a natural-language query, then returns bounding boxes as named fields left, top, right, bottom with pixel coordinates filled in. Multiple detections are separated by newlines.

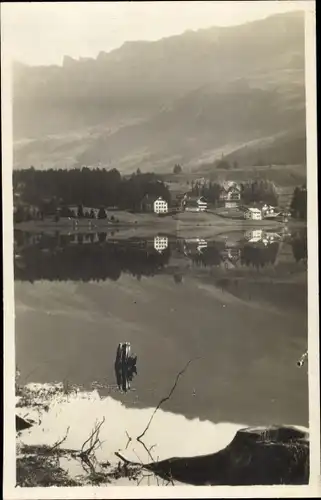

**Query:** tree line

left=290, top=185, right=307, bottom=219
left=13, top=166, right=307, bottom=221
left=13, top=167, right=171, bottom=220
left=190, top=179, right=279, bottom=206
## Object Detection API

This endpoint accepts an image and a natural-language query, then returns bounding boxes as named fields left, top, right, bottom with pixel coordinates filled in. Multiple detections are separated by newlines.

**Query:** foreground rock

left=143, top=426, right=309, bottom=485
left=16, top=415, right=35, bottom=431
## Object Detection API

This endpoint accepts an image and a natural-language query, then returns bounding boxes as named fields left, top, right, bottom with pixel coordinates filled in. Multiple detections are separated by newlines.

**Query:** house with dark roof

left=183, top=195, right=208, bottom=212
left=219, top=182, right=241, bottom=208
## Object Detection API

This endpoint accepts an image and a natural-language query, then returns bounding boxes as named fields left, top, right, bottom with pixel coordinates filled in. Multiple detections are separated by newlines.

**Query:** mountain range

left=13, top=11, right=306, bottom=175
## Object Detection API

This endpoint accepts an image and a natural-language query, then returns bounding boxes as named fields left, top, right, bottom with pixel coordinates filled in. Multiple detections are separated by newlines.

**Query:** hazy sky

left=2, top=1, right=309, bottom=66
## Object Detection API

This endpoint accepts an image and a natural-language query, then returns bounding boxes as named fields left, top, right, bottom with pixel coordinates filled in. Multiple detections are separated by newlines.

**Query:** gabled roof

left=245, top=207, right=262, bottom=213
left=141, top=194, right=167, bottom=203
left=186, top=195, right=207, bottom=203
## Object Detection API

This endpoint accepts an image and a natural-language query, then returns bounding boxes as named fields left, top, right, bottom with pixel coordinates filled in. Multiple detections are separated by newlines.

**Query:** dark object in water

left=139, top=426, right=309, bottom=485
left=297, top=351, right=308, bottom=368
left=16, top=415, right=34, bottom=431
left=114, top=343, right=137, bottom=392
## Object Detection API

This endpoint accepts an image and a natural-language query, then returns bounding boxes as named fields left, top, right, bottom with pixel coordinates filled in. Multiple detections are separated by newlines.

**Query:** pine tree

left=77, top=204, right=84, bottom=218
left=98, top=207, right=107, bottom=219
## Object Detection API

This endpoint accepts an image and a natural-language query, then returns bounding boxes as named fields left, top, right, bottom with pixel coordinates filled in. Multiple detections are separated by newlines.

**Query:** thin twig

left=133, top=449, right=144, bottom=465
left=49, top=426, right=70, bottom=452
left=125, top=430, right=132, bottom=450
left=80, top=417, right=105, bottom=454
left=137, top=437, right=155, bottom=463
left=137, top=476, right=144, bottom=486
left=137, top=358, right=199, bottom=441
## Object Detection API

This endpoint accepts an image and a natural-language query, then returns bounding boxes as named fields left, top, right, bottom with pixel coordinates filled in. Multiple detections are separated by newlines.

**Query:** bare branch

left=137, top=437, right=156, bottom=463
left=80, top=417, right=105, bottom=454
left=49, top=426, right=70, bottom=452
left=125, top=431, right=132, bottom=450
left=137, top=357, right=199, bottom=442
left=133, top=449, right=144, bottom=465
left=114, top=451, right=133, bottom=465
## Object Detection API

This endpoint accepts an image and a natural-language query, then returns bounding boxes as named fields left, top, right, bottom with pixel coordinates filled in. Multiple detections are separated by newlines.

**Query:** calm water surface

left=15, top=227, right=308, bottom=457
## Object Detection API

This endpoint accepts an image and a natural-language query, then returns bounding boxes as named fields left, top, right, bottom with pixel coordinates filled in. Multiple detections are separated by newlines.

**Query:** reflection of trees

left=189, top=241, right=281, bottom=269
left=240, top=242, right=279, bottom=268
left=173, top=273, right=183, bottom=284
left=14, top=233, right=171, bottom=282
left=189, top=244, right=223, bottom=267
left=291, top=231, right=307, bottom=262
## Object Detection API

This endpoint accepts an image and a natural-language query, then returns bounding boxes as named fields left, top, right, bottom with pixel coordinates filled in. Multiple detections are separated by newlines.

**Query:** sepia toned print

left=2, top=1, right=320, bottom=497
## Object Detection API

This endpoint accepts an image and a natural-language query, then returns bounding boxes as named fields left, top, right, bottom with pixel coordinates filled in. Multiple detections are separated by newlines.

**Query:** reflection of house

left=154, top=236, right=168, bottom=253
left=262, top=232, right=282, bottom=246
left=219, top=182, right=241, bottom=208
left=196, top=239, right=208, bottom=252
left=244, top=208, right=262, bottom=220
left=221, top=246, right=241, bottom=263
left=184, top=196, right=207, bottom=212
left=245, top=229, right=263, bottom=243
left=183, top=238, right=208, bottom=255
left=142, top=195, right=168, bottom=214
left=226, top=247, right=241, bottom=261
left=244, top=229, right=282, bottom=246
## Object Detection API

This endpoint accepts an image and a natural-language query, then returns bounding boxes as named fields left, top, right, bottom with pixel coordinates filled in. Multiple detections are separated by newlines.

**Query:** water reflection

left=15, top=225, right=308, bottom=428
left=14, top=228, right=307, bottom=282
left=17, top=382, right=247, bottom=484
left=14, top=232, right=171, bottom=282
left=291, top=231, right=308, bottom=262
left=114, top=343, right=138, bottom=393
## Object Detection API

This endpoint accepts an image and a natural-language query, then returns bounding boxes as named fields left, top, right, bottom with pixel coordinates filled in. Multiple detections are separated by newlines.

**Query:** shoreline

left=14, top=213, right=307, bottom=239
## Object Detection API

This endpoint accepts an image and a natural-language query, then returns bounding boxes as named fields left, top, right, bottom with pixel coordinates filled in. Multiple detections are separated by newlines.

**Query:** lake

left=14, top=226, right=308, bottom=484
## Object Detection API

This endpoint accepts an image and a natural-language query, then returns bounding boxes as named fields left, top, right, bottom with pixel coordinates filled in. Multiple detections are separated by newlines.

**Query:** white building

left=154, top=236, right=168, bottom=253
left=244, top=208, right=262, bottom=221
left=153, top=197, right=168, bottom=214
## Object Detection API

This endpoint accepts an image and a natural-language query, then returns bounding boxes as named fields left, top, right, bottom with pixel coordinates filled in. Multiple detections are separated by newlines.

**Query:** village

left=144, top=179, right=289, bottom=221
left=13, top=176, right=295, bottom=230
